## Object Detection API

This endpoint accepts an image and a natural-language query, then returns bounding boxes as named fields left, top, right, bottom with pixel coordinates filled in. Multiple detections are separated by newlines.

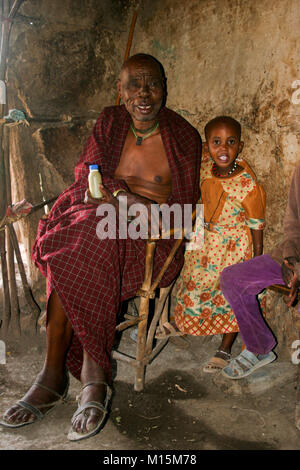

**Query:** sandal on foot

left=0, top=375, right=69, bottom=429
left=67, top=381, right=113, bottom=442
left=155, top=321, right=185, bottom=340
left=222, top=349, right=276, bottom=380
left=203, top=351, right=231, bottom=374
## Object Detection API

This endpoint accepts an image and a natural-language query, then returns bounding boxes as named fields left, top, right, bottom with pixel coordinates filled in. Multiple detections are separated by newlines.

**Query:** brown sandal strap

left=205, top=357, right=229, bottom=368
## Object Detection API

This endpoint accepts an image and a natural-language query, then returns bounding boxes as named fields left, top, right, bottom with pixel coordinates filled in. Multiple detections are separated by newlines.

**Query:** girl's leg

left=220, top=254, right=284, bottom=355
left=203, top=332, right=238, bottom=373
left=215, top=332, right=238, bottom=360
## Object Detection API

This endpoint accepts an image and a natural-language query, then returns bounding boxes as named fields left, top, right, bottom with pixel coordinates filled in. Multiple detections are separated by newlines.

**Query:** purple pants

left=220, top=254, right=289, bottom=355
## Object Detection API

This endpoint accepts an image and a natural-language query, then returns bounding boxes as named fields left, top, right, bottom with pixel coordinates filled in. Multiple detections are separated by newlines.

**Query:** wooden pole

left=134, top=240, right=156, bottom=392
left=0, top=0, right=24, bottom=336
left=7, top=224, right=41, bottom=332
left=115, top=10, right=138, bottom=106
left=0, top=0, right=11, bottom=336
left=4, top=125, right=20, bottom=335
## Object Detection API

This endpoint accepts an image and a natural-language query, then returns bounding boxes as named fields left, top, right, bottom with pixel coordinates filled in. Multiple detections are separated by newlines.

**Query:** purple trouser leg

left=220, top=254, right=285, bottom=355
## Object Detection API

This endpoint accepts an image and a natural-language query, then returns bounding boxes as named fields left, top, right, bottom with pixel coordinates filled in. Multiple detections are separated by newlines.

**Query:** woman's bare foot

left=70, top=382, right=108, bottom=436
left=1, top=369, right=69, bottom=427
left=68, top=351, right=111, bottom=440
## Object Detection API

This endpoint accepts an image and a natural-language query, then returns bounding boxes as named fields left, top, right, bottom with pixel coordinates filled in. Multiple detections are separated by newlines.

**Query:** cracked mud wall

left=5, top=0, right=300, bottom=351
left=7, top=0, right=137, bottom=284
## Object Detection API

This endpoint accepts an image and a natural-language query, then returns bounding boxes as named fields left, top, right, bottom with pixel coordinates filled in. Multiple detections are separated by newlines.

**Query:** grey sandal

left=67, top=381, right=113, bottom=442
left=222, top=349, right=276, bottom=380
left=0, top=375, right=69, bottom=429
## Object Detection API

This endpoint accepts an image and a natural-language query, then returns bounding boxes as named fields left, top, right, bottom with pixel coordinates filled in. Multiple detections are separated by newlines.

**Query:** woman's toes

left=72, top=410, right=99, bottom=434
left=86, top=412, right=99, bottom=432
left=13, top=410, right=28, bottom=424
left=3, top=407, right=34, bottom=425
left=20, top=411, right=34, bottom=424
left=73, top=415, right=85, bottom=434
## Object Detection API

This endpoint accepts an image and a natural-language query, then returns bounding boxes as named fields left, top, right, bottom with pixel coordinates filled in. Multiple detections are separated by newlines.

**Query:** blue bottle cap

left=89, top=164, right=98, bottom=170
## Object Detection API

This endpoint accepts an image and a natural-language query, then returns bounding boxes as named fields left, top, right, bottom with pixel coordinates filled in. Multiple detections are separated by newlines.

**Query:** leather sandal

left=67, top=381, right=113, bottom=442
left=203, top=349, right=231, bottom=373
left=0, top=375, right=69, bottom=429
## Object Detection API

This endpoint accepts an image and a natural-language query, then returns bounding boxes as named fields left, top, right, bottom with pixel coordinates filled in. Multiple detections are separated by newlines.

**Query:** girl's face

left=206, top=123, right=244, bottom=171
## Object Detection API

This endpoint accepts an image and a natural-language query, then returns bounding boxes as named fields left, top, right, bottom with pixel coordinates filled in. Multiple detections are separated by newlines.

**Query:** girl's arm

left=251, top=229, right=264, bottom=257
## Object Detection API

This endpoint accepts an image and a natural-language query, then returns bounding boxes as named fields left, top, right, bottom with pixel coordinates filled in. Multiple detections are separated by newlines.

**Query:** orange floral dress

left=174, top=157, right=266, bottom=336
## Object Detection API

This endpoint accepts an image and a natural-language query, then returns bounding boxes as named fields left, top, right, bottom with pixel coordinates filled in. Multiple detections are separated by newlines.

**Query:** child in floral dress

left=174, top=116, right=266, bottom=372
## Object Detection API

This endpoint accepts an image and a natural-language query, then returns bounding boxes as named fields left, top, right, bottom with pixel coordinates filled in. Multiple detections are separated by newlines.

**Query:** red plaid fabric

left=32, top=105, right=201, bottom=381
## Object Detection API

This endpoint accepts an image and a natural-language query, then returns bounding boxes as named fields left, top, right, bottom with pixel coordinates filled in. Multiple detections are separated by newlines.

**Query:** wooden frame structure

left=112, top=237, right=183, bottom=392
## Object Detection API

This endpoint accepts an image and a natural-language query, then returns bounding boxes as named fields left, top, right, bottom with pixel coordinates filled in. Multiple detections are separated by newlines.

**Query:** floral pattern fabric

left=174, top=157, right=266, bottom=336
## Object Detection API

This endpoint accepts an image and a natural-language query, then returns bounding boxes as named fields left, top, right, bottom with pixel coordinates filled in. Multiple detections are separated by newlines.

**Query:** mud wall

left=5, top=0, right=300, bottom=353
left=7, top=0, right=136, bottom=283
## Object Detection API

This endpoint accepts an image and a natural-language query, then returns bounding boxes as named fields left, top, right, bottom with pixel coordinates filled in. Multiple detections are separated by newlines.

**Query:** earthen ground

left=0, top=326, right=299, bottom=452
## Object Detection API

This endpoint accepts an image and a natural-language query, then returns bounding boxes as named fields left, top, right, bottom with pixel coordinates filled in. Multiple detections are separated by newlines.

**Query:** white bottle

left=88, top=164, right=103, bottom=198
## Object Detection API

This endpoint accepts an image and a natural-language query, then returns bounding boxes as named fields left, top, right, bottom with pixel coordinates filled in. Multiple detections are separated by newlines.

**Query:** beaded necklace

left=212, top=159, right=238, bottom=177
left=130, top=121, right=159, bottom=145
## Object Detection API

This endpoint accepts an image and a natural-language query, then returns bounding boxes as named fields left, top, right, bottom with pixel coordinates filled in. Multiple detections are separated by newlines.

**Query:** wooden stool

left=267, top=284, right=300, bottom=430
left=112, top=237, right=183, bottom=392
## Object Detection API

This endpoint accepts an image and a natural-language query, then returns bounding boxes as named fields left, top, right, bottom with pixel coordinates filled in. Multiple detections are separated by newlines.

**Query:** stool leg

left=135, top=240, right=156, bottom=392
left=146, top=284, right=173, bottom=355
left=135, top=296, right=149, bottom=391
left=296, top=331, right=300, bottom=430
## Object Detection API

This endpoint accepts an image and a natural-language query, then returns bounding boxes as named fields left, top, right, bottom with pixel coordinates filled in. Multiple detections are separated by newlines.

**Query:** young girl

left=174, top=115, right=266, bottom=372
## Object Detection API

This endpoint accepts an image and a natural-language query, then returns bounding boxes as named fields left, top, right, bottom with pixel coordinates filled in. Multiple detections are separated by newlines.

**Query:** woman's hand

left=84, top=184, right=161, bottom=238
left=84, top=184, right=118, bottom=208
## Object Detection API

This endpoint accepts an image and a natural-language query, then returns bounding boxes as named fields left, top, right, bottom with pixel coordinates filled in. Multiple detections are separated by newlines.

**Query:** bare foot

left=1, top=370, right=68, bottom=427
left=71, top=382, right=109, bottom=436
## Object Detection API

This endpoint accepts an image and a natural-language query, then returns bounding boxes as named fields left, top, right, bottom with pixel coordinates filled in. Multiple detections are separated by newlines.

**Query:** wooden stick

left=7, top=223, right=41, bottom=332
left=0, top=230, right=10, bottom=335
left=8, top=0, right=23, bottom=19
left=296, top=348, right=300, bottom=430
left=0, top=1, right=10, bottom=80
left=0, top=195, right=58, bottom=230
left=0, top=123, right=10, bottom=333
left=6, top=227, right=20, bottom=334
left=116, top=10, right=138, bottom=106
left=111, top=350, right=137, bottom=367
left=145, top=283, right=174, bottom=356
left=4, top=125, right=20, bottom=334
left=0, top=0, right=11, bottom=335
left=0, top=0, right=27, bottom=336
left=134, top=240, right=156, bottom=391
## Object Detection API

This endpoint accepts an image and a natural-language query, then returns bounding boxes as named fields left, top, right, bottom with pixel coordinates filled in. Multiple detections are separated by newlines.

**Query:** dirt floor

left=0, top=324, right=300, bottom=453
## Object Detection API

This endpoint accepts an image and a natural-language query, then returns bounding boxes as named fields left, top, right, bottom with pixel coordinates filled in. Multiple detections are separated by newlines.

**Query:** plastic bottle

left=88, top=164, right=103, bottom=198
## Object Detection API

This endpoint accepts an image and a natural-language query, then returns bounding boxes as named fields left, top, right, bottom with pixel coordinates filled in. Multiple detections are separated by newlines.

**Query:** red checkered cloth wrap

left=32, top=105, right=201, bottom=382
